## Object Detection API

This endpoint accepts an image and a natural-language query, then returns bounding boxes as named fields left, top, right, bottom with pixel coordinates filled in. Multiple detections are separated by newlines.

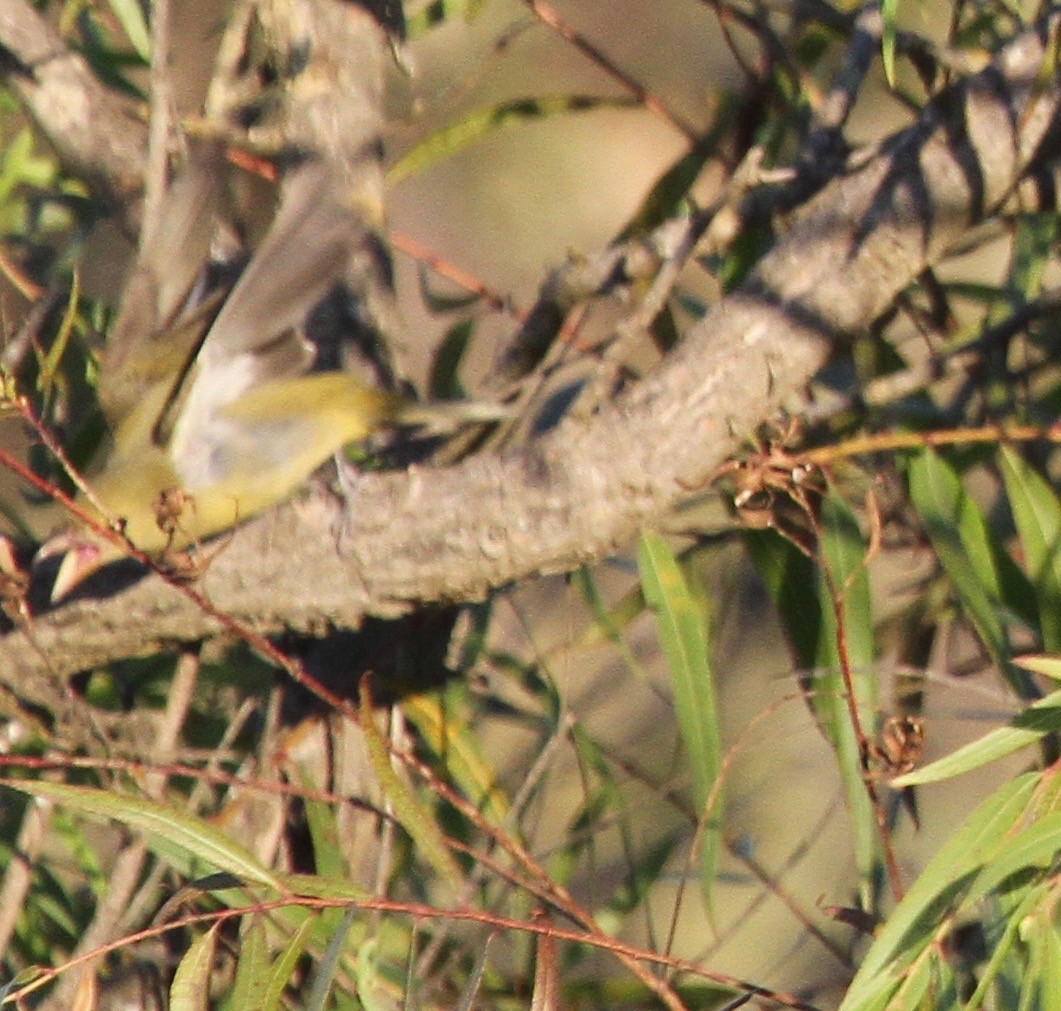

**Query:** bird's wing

left=163, top=159, right=365, bottom=488
left=198, top=160, right=360, bottom=369
left=98, top=146, right=226, bottom=430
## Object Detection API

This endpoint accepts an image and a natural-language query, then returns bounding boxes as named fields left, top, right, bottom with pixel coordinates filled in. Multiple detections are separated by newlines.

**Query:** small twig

left=389, top=229, right=516, bottom=316
left=8, top=395, right=122, bottom=530
left=665, top=692, right=854, bottom=970
left=9, top=895, right=823, bottom=1011
left=803, top=421, right=1061, bottom=468
left=798, top=5, right=883, bottom=171
left=40, top=648, right=199, bottom=1010
left=519, top=0, right=700, bottom=141
left=819, top=561, right=905, bottom=904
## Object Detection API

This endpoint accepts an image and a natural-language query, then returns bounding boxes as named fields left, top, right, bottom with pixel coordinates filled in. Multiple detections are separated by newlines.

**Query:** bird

left=22, top=149, right=494, bottom=599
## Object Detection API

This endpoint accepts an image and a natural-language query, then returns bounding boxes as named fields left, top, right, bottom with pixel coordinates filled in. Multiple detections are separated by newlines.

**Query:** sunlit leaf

left=840, top=772, right=1040, bottom=1010
left=263, top=915, right=315, bottom=1011
left=230, top=915, right=270, bottom=1007
left=893, top=690, right=1061, bottom=786
left=908, top=449, right=1035, bottom=696
left=966, top=812, right=1061, bottom=899
left=881, top=0, right=898, bottom=86
left=2, top=780, right=282, bottom=888
left=637, top=531, right=721, bottom=912
left=402, top=686, right=510, bottom=825
left=104, top=0, right=151, bottom=58
left=169, top=923, right=219, bottom=1011
left=1015, top=654, right=1061, bottom=681
left=359, top=686, right=463, bottom=888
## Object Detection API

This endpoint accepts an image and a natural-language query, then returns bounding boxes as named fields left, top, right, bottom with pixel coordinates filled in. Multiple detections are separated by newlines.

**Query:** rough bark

left=0, top=5, right=1059, bottom=692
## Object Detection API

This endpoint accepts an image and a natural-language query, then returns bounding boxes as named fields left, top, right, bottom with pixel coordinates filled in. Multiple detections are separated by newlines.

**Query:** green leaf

left=359, top=686, right=464, bottom=889
left=170, top=923, right=219, bottom=1011
left=815, top=491, right=879, bottom=907
left=616, top=141, right=710, bottom=239
left=1, top=780, right=282, bottom=888
left=306, top=904, right=358, bottom=1011
left=747, top=494, right=879, bottom=910
left=881, top=0, right=898, bottom=86
left=570, top=564, right=649, bottom=676
left=299, top=780, right=344, bottom=880
left=1036, top=902, right=1061, bottom=1010
left=637, top=531, right=721, bottom=913
left=1015, top=654, right=1061, bottom=681
left=428, top=318, right=475, bottom=399
left=263, top=914, right=315, bottom=1011
left=907, top=449, right=1034, bottom=696
left=402, top=685, right=510, bottom=826
left=230, top=915, right=270, bottom=1007
left=406, top=0, right=487, bottom=37
left=105, top=0, right=151, bottom=58
left=965, top=812, right=1061, bottom=900
left=999, top=447, right=1061, bottom=651
left=745, top=529, right=820, bottom=669
left=840, top=772, right=1040, bottom=1010
left=388, top=94, right=638, bottom=184
left=965, top=886, right=1042, bottom=1009
left=893, top=690, right=1061, bottom=786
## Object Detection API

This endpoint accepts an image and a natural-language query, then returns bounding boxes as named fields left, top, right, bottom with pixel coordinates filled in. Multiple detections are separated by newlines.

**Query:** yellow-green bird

left=26, top=151, right=452, bottom=598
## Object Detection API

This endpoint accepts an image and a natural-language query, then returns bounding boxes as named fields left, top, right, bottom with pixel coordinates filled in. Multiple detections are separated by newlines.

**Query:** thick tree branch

left=1, top=9, right=1060, bottom=689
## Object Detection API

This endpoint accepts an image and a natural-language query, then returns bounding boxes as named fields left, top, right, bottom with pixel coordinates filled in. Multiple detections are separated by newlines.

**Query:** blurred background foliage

left=0, top=0, right=1057, bottom=1009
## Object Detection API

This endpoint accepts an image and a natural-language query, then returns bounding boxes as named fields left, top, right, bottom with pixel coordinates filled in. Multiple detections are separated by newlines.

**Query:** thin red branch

left=12, top=895, right=823, bottom=1010
left=519, top=0, right=700, bottom=141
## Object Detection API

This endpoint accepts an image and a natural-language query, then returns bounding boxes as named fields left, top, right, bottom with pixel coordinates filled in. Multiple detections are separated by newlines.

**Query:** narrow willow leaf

left=908, top=449, right=1035, bottom=696
left=402, top=688, right=510, bottom=825
left=2, top=780, right=282, bottom=888
left=881, top=0, right=898, bottom=85
left=388, top=95, right=638, bottom=184
left=893, top=690, right=1061, bottom=786
left=745, top=530, right=820, bottom=669
left=965, top=885, right=1042, bottom=1009
left=359, top=688, right=463, bottom=888
left=840, top=773, right=1040, bottom=1010
left=892, top=952, right=937, bottom=1010
left=169, top=923, right=219, bottom=1011
left=296, top=769, right=344, bottom=880
left=617, top=140, right=713, bottom=239
left=569, top=564, right=651, bottom=680
left=230, top=915, right=270, bottom=1007
left=1015, top=654, right=1061, bottom=681
left=428, top=318, right=475, bottom=399
left=105, top=0, right=151, bottom=58
left=263, top=915, right=316, bottom=1011
left=406, top=0, right=486, bottom=36
left=965, top=812, right=1061, bottom=900
left=999, top=446, right=1061, bottom=651
left=1038, top=903, right=1061, bottom=1010
left=306, top=904, right=358, bottom=1011
left=815, top=492, right=878, bottom=906
left=279, top=873, right=365, bottom=902
left=637, top=531, right=721, bottom=912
